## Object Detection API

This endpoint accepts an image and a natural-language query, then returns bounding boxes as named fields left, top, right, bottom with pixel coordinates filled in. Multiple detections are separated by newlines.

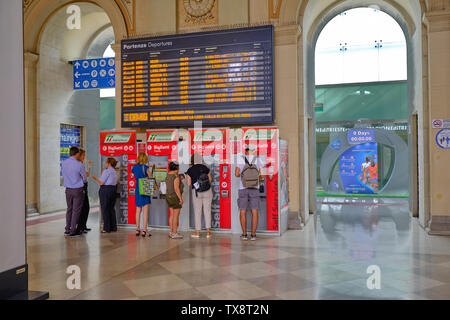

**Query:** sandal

left=135, top=229, right=140, bottom=236
left=141, top=230, right=147, bottom=237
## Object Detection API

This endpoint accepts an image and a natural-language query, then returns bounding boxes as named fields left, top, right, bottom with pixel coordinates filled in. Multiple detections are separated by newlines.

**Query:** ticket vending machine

left=230, top=127, right=289, bottom=236
left=145, top=129, right=179, bottom=228
left=99, top=130, right=137, bottom=226
left=188, top=128, right=231, bottom=231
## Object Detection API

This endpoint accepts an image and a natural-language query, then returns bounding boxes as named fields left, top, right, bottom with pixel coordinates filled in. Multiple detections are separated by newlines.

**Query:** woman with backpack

left=186, top=153, right=212, bottom=239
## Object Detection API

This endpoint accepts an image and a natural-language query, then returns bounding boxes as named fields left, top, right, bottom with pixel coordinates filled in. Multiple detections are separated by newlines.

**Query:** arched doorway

left=315, top=8, right=409, bottom=199
left=24, top=1, right=127, bottom=215
left=299, top=0, right=424, bottom=225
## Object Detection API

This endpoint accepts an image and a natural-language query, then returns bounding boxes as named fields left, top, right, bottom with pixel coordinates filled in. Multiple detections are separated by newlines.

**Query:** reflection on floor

left=27, top=198, right=450, bottom=300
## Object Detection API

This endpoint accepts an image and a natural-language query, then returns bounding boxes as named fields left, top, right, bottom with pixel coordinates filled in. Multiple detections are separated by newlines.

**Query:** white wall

left=0, top=0, right=26, bottom=273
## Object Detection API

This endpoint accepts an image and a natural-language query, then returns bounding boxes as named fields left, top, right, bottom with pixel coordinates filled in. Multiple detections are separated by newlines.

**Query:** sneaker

left=64, top=232, right=70, bottom=237
left=250, top=234, right=256, bottom=241
left=172, top=233, right=184, bottom=239
left=191, top=234, right=201, bottom=239
left=68, top=232, right=82, bottom=238
left=206, top=233, right=212, bottom=239
left=240, top=234, right=248, bottom=241
left=168, top=232, right=174, bottom=239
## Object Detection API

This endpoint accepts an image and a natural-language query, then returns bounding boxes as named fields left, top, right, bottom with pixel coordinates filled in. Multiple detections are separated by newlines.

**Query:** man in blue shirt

left=61, top=146, right=87, bottom=237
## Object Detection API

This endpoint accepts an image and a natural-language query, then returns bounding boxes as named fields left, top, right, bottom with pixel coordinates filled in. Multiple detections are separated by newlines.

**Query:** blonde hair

left=137, top=152, right=148, bottom=165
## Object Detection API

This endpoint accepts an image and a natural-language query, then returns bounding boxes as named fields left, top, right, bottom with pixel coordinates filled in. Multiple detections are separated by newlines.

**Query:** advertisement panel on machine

left=100, top=131, right=137, bottom=225
left=189, top=128, right=231, bottom=229
left=242, top=127, right=279, bottom=231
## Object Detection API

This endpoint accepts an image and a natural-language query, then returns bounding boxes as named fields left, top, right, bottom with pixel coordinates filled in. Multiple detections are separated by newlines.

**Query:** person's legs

left=65, top=189, right=74, bottom=234
left=76, top=187, right=89, bottom=233
left=203, top=189, right=213, bottom=236
left=100, top=188, right=111, bottom=232
left=109, top=187, right=117, bottom=231
left=142, top=204, right=149, bottom=233
left=240, top=209, right=247, bottom=235
left=248, top=188, right=260, bottom=238
left=238, top=189, right=250, bottom=236
left=135, top=206, right=142, bottom=231
left=168, top=207, right=174, bottom=234
left=70, top=188, right=84, bottom=234
left=192, top=190, right=202, bottom=236
left=172, top=208, right=181, bottom=234
left=251, top=209, right=258, bottom=236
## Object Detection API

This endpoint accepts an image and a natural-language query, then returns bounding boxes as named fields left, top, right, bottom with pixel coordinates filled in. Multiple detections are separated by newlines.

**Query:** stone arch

left=24, top=0, right=129, bottom=54
left=23, top=0, right=129, bottom=214
left=294, top=0, right=425, bottom=224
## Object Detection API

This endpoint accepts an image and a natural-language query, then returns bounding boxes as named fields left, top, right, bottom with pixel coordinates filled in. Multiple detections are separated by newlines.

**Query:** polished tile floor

left=27, top=198, right=450, bottom=300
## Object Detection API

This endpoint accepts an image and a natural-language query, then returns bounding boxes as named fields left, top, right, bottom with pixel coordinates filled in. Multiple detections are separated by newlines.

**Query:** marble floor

left=27, top=198, right=450, bottom=300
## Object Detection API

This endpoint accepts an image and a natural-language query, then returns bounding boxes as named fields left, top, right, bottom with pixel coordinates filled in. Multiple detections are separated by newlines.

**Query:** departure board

left=121, top=26, right=273, bottom=127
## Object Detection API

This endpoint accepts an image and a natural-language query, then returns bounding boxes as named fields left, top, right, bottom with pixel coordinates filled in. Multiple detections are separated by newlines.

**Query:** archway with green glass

left=314, top=7, right=409, bottom=199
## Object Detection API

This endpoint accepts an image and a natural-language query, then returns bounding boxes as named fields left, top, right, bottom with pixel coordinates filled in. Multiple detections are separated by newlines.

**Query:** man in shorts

left=235, top=145, right=263, bottom=241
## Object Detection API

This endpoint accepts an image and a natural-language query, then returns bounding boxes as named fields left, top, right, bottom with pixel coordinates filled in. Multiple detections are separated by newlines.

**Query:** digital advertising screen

left=120, top=26, right=274, bottom=127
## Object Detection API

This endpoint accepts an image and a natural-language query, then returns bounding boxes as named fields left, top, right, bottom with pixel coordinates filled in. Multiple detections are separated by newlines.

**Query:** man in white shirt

left=235, top=145, right=264, bottom=241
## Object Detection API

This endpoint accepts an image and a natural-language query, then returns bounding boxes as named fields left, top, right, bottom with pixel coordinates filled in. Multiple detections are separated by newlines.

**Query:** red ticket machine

left=188, top=128, right=231, bottom=230
left=99, top=130, right=137, bottom=226
left=230, top=127, right=287, bottom=235
left=145, top=129, right=179, bottom=227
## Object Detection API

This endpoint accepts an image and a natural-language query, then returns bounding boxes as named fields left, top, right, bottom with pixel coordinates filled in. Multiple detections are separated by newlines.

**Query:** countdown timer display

left=120, top=26, right=274, bottom=127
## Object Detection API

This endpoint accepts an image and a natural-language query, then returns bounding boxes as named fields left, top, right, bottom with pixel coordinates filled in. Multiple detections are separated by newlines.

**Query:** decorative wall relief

left=178, top=0, right=218, bottom=29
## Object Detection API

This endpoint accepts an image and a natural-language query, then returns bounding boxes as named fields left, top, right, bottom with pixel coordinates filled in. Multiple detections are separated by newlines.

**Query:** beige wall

left=427, top=10, right=450, bottom=217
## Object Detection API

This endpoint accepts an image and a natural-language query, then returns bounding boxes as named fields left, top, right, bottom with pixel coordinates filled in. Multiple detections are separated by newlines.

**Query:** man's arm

left=235, top=167, right=241, bottom=178
left=80, top=163, right=87, bottom=181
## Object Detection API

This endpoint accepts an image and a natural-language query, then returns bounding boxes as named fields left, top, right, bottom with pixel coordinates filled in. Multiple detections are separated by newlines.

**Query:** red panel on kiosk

left=189, top=128, right=231, bottom=229
left=100, top=131, right=137, bottom=225
left=100, top=131, right=136, bottom=156
left=146, top=130, right=178, bottom=160
left=242, top=127, right=279, bottom=231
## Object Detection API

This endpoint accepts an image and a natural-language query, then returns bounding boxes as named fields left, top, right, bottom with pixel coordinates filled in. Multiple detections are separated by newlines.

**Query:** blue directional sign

left=73, top=57, right=115, bottom=90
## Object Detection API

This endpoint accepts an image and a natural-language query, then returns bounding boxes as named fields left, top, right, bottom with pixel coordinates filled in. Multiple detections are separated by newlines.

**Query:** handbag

left=138, top=165, right=156, bottom=196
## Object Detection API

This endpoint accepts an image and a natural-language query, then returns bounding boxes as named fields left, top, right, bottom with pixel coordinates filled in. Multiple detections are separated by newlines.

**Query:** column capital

left=110, top=43, right=122, bottom=60
left=24, top=52, right=39, bottom=68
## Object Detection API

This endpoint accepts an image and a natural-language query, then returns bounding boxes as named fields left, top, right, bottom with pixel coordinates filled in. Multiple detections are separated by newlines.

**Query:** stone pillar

left=111, top=43, right=122, bottom=130
left=425, top=9, right=450, bottom=235
left=273, top=24, right=300, bottom=216
left=24, top=52, right=39, bottom=216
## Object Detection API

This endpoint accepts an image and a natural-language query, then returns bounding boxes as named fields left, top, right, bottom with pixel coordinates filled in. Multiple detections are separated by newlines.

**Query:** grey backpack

left=241, top=156, right=260, bottom=188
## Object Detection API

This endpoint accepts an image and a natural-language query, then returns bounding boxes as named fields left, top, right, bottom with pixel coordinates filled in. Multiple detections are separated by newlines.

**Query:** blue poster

left=339, top=142, right=378, bottom=194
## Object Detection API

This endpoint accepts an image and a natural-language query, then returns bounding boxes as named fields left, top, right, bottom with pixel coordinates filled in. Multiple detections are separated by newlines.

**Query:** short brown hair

left=70, top=146, right=80, bottom=157
left=107, top=158, right=118, bottom=168
left=79, top=148, right=86, bottom=156
left=137, top=152, right=148, bottom=165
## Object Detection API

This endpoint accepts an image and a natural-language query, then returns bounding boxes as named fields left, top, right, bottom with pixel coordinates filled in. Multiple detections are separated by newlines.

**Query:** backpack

left=241, top=156, right=260, bottom=188
left=194, top=166, right=211, bottom=196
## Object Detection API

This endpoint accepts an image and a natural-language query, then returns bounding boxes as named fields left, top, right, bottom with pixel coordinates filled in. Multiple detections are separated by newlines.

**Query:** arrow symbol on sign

left=74, top=61, right=80, bottom=68
left=75, top=82, right=80, bottom=88
left=109, top=79, right=115, bottom=86
left=74, top=72, right=81, bottom=78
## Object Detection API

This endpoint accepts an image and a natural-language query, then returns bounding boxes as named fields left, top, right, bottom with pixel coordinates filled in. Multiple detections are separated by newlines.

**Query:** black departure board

left=120, top=26, right=273, bottom=127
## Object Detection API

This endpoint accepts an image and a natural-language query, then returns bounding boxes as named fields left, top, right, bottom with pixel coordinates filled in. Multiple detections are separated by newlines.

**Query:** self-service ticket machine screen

left=146, top=130, right=178, bottom=228
left=99, top=131, right=137, bottom=226
left=188, top=128, right=231, bottom=230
